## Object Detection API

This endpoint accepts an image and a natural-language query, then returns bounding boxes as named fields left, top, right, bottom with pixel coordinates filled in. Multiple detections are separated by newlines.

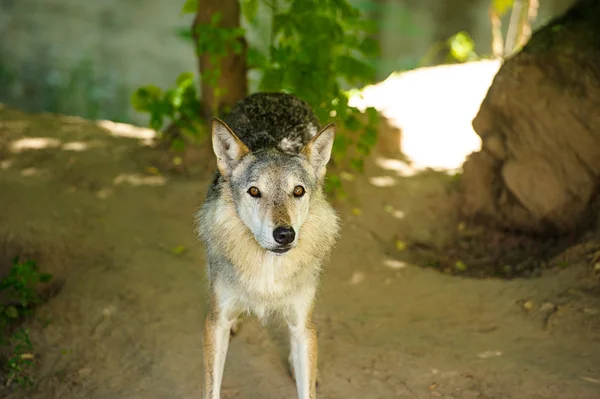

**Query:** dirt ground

left=0, top=98, right=599, bottom=399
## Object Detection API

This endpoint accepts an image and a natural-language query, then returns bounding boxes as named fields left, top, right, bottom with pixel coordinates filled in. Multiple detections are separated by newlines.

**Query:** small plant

left=5, top=328, right=34, bottom=388
left=132, top=8, right=245, bottom=150
left=1, top=257, right=53, bottom=388
left=132, top=72, right=206, bottom=151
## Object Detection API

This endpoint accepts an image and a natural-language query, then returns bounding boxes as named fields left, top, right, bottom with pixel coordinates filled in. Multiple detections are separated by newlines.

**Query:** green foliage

left=133, top=0, right=381, bottom=195
left=252, top=0, right=380, bottom=193
left=134, top=10, right=244, bottom=148
left=131, top=72, right=205, bottom=149
left=181, top=0, right=197, bottom=14
left=1, top=257, right=54, bottom=388
left=5, top=329, right=34, bottom=388
left=447, top=31, right=478, bottom=62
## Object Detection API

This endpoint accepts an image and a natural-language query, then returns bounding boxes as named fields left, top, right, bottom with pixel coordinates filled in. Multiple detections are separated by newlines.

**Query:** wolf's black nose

left=273, top=226, right=295, bottom=245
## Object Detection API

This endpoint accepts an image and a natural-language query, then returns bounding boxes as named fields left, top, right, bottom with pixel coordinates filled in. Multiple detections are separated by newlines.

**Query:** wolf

left=195, top=92, right=340, bottom=399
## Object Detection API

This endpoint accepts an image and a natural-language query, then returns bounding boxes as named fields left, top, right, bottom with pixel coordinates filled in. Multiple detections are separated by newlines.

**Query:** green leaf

left=344, top=114, right=361, bottom=131
left=131, top=85, right=162, bottom=112
left=181, top=0, right=197, bottom=14
left=247, top=48, right=267, bottom=69
left=350, top=157, right=364, bottom=172
left=150, top=113, right=164, bottom=131
left=260, top=67, right=284, bottom=91
left=171, top=245, right=187, bottom=255
left=356, top=141, right=371, bottom=155
left=335, top=55, right=375, bottom=83
left=448, top=31, right=476, bottom=62
left=5, top=306, right=19, bottom=319
left=175, top=72, right=195, bottom=87
left=170, top=138, right=186, bottom=152
left=454, top=260, right=468, bottom=271
left=492, top=0, right=513, bottom=16
left=241, top=0, right=259, bottom=23
left=357, top=37, right=380, bottom=58
left=39, top=273, right=53, bottom=283
left=175, top=26, right=194, bottom=42
left=230, top=40, right=243, bottom=55
left=366, top=106, right=379, bottom=124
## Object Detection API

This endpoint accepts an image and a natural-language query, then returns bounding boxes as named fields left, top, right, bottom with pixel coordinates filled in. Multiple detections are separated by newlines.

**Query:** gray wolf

left=195, top=92, right=340, bottom=399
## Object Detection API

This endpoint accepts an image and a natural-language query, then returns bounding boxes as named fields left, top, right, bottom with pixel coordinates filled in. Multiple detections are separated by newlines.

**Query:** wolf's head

left=210, top=118, right=336, bottom=256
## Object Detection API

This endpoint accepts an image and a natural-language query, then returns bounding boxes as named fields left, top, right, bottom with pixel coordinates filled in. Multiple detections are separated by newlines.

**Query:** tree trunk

left=461, top=0, right=600, bottom=235
left=193, top=0, right=247, bottom=120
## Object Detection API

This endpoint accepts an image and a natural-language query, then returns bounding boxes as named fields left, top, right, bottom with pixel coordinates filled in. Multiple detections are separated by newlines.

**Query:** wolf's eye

left=293, top=185, right=305, bottom=197
left=248, top=186, right=261, bottom=198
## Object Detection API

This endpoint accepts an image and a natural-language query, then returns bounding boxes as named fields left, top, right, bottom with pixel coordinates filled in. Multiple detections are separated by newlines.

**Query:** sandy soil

left=0, top=100, right=599, bottom=399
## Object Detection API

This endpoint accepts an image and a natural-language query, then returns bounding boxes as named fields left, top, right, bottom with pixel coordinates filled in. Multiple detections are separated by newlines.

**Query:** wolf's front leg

left=287, top=302, right=318, bottom=399
left=203, top=300, right=238, bottom=399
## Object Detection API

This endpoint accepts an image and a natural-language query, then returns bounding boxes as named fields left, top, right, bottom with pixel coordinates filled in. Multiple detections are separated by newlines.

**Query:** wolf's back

left=223, top=92, right=320, bottom=154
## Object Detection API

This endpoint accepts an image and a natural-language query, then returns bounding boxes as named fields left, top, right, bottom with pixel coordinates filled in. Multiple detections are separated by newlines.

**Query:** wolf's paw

left=230, top=317, right=242, bottom=337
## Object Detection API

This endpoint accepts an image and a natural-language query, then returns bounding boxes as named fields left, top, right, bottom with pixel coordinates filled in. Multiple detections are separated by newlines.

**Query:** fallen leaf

left=172, top=245, right=187, bottom=255
left=395, top=240, right=407, bottom=251
left=454, top=260, right=467, bottom=271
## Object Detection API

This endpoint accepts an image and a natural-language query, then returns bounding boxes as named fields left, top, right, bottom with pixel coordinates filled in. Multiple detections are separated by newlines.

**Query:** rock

left=461, top=0, right=600, bottom=234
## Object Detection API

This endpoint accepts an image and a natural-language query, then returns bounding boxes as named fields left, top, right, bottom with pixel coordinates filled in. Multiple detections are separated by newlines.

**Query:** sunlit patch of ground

left=349, top=59, right=502, bottom=173
left=96, top=120, right=156, bottom=146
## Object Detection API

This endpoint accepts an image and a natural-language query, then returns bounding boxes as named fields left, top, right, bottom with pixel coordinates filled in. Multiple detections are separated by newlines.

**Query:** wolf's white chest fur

left=246, top=254, right=289, bottom=295
left=216, top=253, right=316, bottom=320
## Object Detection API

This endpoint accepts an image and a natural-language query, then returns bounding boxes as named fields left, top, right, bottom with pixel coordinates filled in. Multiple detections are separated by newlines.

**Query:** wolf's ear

left=211, top=118, right=250, bottom=178
left=301, top=123, right=336, bottom=178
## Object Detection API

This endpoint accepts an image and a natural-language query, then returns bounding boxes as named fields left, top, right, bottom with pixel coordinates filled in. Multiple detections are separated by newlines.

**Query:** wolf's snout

left=273, top=226, right=295, bottom=245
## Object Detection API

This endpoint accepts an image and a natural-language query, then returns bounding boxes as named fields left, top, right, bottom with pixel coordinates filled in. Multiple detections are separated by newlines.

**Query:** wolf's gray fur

left=223, top=92, right=320, bottom=153
left=195, top=92, right=340, bottom=399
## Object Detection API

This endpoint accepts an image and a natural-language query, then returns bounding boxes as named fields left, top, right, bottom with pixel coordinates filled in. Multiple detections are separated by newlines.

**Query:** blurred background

left=0, top=0, right=575, bottom=124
